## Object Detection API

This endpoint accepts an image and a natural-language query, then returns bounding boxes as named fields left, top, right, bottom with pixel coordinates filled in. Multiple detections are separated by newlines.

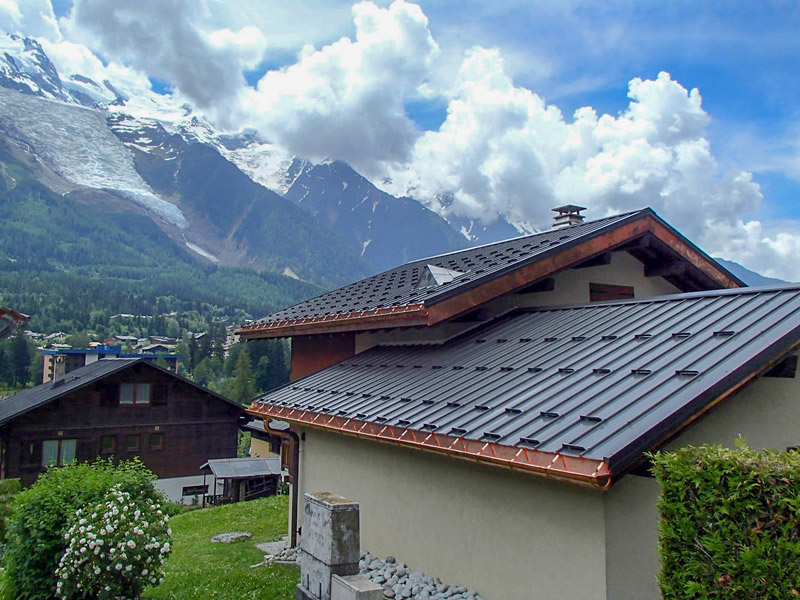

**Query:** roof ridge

left=406, top=209, right=647, bottom=266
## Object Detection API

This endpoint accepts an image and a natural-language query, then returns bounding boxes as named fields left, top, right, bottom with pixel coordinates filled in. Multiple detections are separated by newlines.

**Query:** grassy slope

left=144, top=496, right=297, bottom=600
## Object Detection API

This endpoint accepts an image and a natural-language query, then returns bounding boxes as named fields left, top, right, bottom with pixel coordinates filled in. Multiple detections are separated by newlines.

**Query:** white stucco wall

left=154, top=474, right=222, bottom=504
left=295, top=427, right=607, bottom=600
left=507, top=250, right=680, bottom=309
left=355, top=251, right=680, bottom=354
left=603, top=353, right=800, bottom=600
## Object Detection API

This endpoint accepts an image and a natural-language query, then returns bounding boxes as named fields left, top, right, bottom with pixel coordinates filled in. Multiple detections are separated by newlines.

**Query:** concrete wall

left=603, top=353, right=800, bottom=600
left=604, top=475, right=662, bottom=600
left=295, top=427, right=608, bottom=600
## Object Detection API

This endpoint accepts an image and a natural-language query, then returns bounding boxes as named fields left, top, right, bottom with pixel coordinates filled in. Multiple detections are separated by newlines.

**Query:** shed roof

left=239, top=208, right=743, bottom=338
left=200, top=457, right=281, bottom=479
left=249, top=284, right=800, bottom=487
left=0, top=358, right=243, bottom=426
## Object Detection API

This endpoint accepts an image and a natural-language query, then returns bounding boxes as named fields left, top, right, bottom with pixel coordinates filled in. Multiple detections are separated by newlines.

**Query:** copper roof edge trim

left=238, top=304, right=428, bottom=336
left=246, top=405, right=611, bottom=489
left=0, top=306, right=30, bottom=324
left=645, top=209, right=745, bottom=287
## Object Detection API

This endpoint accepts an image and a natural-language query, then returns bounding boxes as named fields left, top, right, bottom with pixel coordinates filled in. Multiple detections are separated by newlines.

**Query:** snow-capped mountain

left=0, top=35, right=121, bottom=107
left=0, top=33, right=528, bottom=285
left=282, top=159, right=469, bottom=273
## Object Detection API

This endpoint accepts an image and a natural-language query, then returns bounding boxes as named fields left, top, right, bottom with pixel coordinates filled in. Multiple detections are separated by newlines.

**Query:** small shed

left=200, top=457, right=282, bottom=505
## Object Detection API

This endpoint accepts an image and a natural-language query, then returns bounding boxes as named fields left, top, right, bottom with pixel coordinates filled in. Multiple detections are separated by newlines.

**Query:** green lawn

left=143, top=495, right=299, bottom=600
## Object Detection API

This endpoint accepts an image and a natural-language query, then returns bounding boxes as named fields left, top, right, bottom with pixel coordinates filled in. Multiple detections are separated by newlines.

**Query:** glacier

left=0, top=88, right=187, bottom=228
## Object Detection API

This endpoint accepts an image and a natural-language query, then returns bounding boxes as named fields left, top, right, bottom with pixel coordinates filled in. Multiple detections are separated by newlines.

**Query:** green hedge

left=3, top=459, right=164, bottom=600
left=0, top=478, right=21, bottom=544
left=651, top=443, right=800, bottom=600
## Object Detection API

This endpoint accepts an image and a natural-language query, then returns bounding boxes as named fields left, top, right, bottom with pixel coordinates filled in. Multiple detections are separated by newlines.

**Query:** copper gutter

left=248, top=404, right=612, bottom=489
left=265, top=419, right=300, bottom=547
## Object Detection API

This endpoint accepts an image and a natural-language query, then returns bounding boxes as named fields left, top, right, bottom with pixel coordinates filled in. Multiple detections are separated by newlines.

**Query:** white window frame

left=42, top=438, right=76, bottom=467
left=120, top=383, right=151, bottom=405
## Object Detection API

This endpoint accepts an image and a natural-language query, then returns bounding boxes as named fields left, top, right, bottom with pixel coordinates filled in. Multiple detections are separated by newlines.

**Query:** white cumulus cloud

left=60, top=0, right=266, bottom=120
left=0, top=0, right=60, bottom=41
left=380, top=51, right=800, bottom=279
left=238, top=0, right=439, bottom=170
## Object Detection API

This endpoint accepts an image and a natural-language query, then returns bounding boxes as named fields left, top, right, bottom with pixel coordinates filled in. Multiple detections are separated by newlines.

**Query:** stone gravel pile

left=270, top=545, right=300, bottom=564
left=359, top=552, right=486, bottom=600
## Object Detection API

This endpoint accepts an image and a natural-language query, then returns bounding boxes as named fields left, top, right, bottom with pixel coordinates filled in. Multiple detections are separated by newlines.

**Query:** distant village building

left=0, top=358, right=244, bottom=502
left=240, top=206, right=800, bottom=600
left=41, top=345, right=180, bottom=383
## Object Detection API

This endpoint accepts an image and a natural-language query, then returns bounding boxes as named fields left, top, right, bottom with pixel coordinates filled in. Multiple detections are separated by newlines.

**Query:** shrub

left=651, top=443, right=800, bottom=600
left=55, top=484, right=171, bottom=600
left=3, top=458, right=164, bottom=600
left=0, top=478, right=21, bottom=544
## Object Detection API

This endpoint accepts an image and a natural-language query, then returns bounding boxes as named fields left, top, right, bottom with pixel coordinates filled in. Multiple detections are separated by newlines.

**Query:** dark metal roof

left=252, top=284, right=800, bottom=476
left=200, top=457, right=281, bottom=479
left=0, top=358, right=243, bottom=426
left=0, top=358, right=140, bottom=425
left=249, top=210, right=647, bottom=325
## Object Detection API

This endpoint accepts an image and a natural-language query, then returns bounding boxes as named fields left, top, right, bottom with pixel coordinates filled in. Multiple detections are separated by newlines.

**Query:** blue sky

left=423, top=2, right=800, bottom=220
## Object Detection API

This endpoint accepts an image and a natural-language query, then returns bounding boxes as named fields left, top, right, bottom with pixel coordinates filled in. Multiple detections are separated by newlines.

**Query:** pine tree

left=231, top=349, right=255, bottom=405
left=7, top=333, right=31, bottom=387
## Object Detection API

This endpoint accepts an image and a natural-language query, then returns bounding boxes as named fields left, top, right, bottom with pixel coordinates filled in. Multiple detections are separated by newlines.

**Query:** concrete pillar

left=297, top=492, right=361, bottom=600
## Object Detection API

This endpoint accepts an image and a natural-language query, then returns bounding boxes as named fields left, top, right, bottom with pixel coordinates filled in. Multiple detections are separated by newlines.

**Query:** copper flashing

left=238, top=304, right=428, bottom=338
left=247, top=403, right=612, bottom=489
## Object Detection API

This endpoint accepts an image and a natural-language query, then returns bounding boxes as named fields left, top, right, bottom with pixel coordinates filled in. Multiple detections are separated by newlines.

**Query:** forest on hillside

left=0, top=138, right=325, bottom=334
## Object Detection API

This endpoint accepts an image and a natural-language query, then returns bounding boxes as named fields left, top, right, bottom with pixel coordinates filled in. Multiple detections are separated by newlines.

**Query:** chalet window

left=42, top=439, right=76, bottom=467
left=126, top=434, right=140, bottom=452
left=149, top=433, right=163, bottom=450
left=99, top=384, right=118, bottom=407
left=182, top=485, right=208, bottom=496
left=152, top=383, right=168, bottom=405
left=100, top=436, right=116, bottom=454
left=589, top=283, right=634, bottom=302
left=120, top=383, right=151, bottom=405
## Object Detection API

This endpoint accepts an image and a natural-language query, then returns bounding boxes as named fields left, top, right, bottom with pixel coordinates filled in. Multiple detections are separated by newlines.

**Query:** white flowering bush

left=54, top=484, right=172, bottom=600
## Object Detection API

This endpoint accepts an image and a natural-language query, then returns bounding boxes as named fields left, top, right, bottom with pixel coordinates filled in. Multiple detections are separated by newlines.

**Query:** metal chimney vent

left=415, top=264, right=466, bottom=289
left=552, top=205, right=587, bottom=228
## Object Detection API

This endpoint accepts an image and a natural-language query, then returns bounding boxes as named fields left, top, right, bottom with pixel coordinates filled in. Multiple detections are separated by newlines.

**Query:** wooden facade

left=0, top=361, right=243, bottom=487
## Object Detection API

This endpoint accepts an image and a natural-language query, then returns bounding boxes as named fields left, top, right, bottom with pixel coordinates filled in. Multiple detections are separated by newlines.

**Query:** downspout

left=266, top=419, right=300, bottom=547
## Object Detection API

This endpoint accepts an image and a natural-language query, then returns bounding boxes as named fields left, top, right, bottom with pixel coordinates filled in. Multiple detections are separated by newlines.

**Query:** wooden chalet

left=0, top=358, right=245, bottom=502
